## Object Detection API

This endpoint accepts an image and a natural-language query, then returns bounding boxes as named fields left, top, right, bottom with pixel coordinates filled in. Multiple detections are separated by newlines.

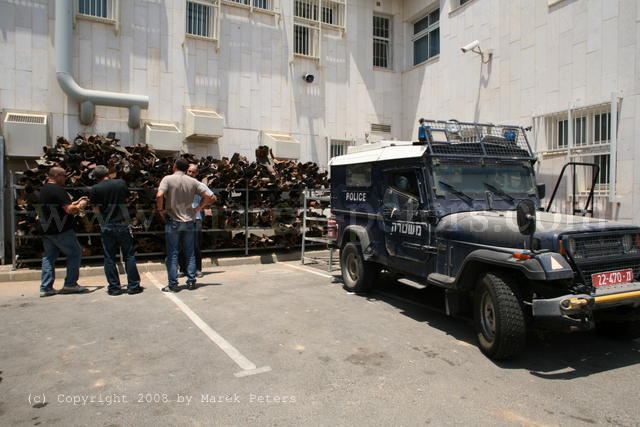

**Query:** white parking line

left=145, top=272, right=271, bottom=378
left=279, top=262, right=333, bottom=278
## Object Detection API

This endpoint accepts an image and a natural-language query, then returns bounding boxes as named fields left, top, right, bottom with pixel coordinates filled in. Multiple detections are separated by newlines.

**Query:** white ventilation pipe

left=55, top=0, right=149, bottom=128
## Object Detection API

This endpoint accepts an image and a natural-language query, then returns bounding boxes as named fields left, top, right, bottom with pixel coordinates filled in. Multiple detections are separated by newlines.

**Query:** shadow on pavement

left=344, top=274, right=640, bottom=379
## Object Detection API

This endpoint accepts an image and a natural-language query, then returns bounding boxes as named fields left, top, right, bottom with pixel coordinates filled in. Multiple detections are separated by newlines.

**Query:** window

left=294, top=23, right=319, bottom=57
left=77, top=0, right=116, bottom=20
left=576, top=154, right=610, bottom=193
left=346, top=163, right=371, bottom=187
left=383, top=170, right=421, bottom=221
left=573, top=115, right=586, bottom=146
left=294, top=0, right=346, bottom=27
left=329, top=139, right=355, bottom=159
left=186, top=0, right=218, bottom=39
left=544, top=105, right=612, bottom=151
left=373, top=15, right=391, bottom=69
left=412, top=8, right=439, bottom=65
left=223, top=0, right=273, bottom=11
left=293, top=0, right=345, bottom=58
left=594, top=112, right=611, bottom=143
left=540, top=103, right=615, bottom=195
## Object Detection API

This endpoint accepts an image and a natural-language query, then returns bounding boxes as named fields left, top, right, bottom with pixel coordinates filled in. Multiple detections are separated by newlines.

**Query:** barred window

left=544, top=105, right=612, bottom=151
left=186, top=1, right=217, bottom=39
left=329, top=139, right=355, bottom=159
left=223, top=0, right=273, bottom=11
left=373, top=15, right=391, bottom=69
left=293, top=0, right=346, bottom=59
left=77, top=0, right=116, bottom=20
left=412, top=8, right=439, bottom=65
left=294, top=23, right=319, bottom=57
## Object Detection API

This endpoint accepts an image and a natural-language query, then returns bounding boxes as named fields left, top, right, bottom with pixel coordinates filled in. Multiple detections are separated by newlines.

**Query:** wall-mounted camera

left=303, top=73, right=315, bottom=83
left=460, top=40, right=480, bottom=53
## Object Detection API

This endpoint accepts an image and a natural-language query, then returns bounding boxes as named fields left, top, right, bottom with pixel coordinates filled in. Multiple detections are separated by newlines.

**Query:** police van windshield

left=432, top=161, right=535, bottom=197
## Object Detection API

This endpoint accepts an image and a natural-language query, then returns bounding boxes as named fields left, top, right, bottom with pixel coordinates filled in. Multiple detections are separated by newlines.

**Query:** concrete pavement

left=0, top=261, right=639, bottom=426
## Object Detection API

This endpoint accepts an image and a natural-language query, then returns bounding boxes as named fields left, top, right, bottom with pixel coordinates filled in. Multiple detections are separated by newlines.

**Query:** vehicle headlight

left=446, top=123, right=461, bottom=134
left=622, top=234, right=633, bottom=252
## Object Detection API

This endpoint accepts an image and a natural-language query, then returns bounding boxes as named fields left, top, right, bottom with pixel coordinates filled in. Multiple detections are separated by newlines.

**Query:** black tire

left=473, top=272, right=527, bottom=360
left=595, top=307, right=640, bottom=340
left=340, top=242, right=377, bottom=294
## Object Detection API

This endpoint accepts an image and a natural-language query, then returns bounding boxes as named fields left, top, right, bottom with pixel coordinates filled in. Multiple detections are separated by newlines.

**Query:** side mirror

left=536, top=183, right=546, bottom=200
left=516, top=199, right=536, bottom=236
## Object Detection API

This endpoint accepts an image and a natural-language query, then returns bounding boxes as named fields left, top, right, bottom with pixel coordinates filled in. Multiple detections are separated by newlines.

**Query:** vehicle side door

left=380, top=167, right=437, bottom=277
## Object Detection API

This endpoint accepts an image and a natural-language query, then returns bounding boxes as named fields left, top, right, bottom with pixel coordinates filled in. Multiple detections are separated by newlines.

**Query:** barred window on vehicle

left=412, top=8, right=439, bottom=65
left=77, top=0, right=117, bottom=21
left=373, top=15, right=391, bottom=69
left=186, top=0, right=217, bottom=39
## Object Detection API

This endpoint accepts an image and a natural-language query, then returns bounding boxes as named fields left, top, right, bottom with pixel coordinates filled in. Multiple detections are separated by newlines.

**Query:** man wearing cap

left=156, top=158, right=216, bottom=292
left=37, top=167, right=89, bottom=297
left=90, top=165, right=142, bottom=296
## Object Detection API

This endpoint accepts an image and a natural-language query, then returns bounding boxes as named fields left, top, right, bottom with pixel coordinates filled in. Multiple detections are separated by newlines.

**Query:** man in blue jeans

left=178, top=163, right=214, bottom=278
left=90, top=165, right=142, bottom=296
left=37, top=167, right=89, bottom=297
left=156, top=158, right=215, bottom=292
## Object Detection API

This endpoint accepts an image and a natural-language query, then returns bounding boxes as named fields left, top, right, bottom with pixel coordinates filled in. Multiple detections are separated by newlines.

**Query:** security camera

left=461, top=40, right=480, bottom=53
left=303, top=73, right=314, bottom=83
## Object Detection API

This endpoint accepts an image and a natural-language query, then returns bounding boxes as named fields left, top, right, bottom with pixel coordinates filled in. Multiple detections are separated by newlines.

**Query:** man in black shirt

left=37, top=167, right=89, bottom=297
left=90, top=165, right=142, bottom=296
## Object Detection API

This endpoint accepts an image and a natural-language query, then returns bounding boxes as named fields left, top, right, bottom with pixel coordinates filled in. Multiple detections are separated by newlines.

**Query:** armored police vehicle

left=329, top=119, right=640, bottom=360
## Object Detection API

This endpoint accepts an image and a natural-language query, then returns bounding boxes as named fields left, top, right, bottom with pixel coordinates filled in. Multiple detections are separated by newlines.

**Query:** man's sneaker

left=40, top=289, right=56, bottom=298
left=127, top=286, right=144, bottom=295
left=187, top=282, right=197, bottom=291
left=196, top=271, right=204, bottom=278
left=162, top=285, right=180, bottom=293
left=58, top=285, right=88, bottom=294
left=108, top=289, right=123, bottom=296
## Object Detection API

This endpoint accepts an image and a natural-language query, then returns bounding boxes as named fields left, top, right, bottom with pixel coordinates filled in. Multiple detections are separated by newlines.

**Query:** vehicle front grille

left=572, top=235, right=629, bottom=259
left=576, top=259, right=640, bottom=288
left=566, top=233, right=640, bottom=289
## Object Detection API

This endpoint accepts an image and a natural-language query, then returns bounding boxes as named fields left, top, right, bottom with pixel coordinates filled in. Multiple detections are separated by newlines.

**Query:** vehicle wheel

left=340, top=242, right=377, bottom=294
left=595, top=307, right=640, bottom=340
left=473, top=272, right=527, bottom=360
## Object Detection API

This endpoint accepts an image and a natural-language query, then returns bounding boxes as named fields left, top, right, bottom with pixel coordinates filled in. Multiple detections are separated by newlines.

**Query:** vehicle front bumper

left=532, top=283, right=640, bottom=328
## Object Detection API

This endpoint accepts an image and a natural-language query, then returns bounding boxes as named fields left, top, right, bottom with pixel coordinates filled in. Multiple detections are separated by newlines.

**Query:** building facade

left=0, top=0, right=639, bottom=222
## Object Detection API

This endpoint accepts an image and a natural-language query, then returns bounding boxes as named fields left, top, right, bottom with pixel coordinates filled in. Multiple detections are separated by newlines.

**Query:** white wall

left=1, top=0, right=638, bottom=222
left=0, top=0, right=404, bottom=167
left=401, top=0, right=640, bottom=223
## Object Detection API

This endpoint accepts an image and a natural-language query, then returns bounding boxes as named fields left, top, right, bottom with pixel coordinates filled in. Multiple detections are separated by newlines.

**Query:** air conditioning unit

left=184, top=108, right=224, bottom=139
left=144, top=122, right=183, bottom=151
left=262, top=132, right=300, bottom=159
left=2, top=111, right=49, bottom=157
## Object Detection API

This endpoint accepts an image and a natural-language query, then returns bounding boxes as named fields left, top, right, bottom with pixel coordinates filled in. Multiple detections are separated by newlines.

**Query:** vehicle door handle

left=402, top=242, right=438, bottom=254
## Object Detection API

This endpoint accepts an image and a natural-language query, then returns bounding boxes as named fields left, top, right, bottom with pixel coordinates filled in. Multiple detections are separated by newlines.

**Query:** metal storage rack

left=301, top=188, right=336, bottom=271
left=9, top=172, right=322, bottom=268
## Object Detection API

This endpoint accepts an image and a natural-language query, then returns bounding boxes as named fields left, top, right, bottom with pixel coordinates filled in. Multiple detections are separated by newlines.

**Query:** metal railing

left=9, top=172, right=325, bottom=269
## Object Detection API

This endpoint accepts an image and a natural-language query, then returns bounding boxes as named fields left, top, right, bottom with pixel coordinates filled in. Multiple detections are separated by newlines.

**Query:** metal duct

left=55, top=0, right=149, bottom=128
